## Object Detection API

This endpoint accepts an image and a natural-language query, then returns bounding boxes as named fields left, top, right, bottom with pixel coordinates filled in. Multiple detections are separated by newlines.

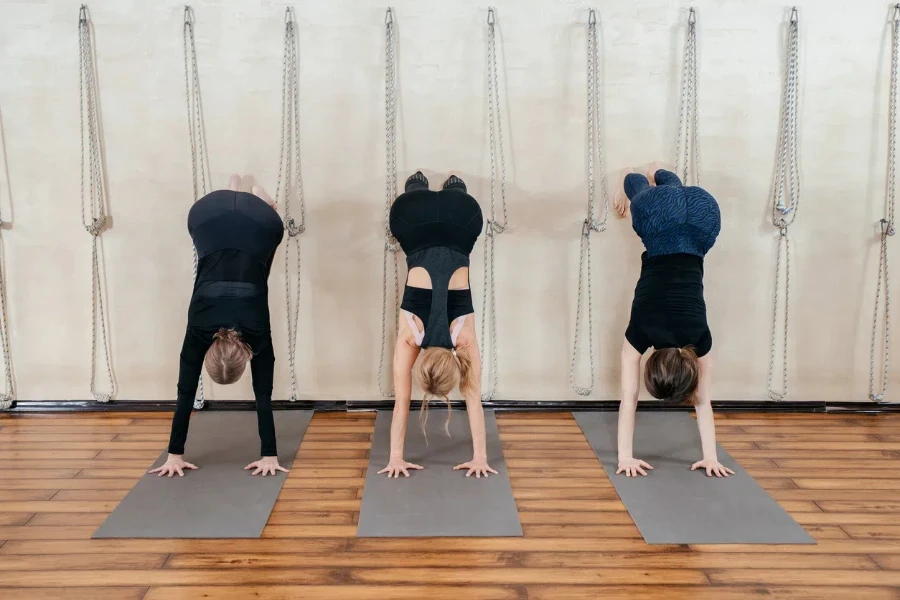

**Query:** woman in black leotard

left=377, top=171, right=496, bottom=479
left=151, top=175, right=288, bottom=478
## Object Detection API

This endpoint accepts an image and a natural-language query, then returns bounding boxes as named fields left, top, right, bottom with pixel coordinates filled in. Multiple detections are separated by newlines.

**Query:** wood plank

left=0, top=539, right=347, bottom=555
left=0, top=501, right=116, bottom=513
left=512, top=488, right=619, bottom=500
left=792, top=479, right=900, bottom=490
left=508, top=479, right=613, bottom=491
left=0, top=491, right=57, bottom=501
left=276, top=489, right=358, bottom=501
left=95, top=450, right=163, bottom=460
left=259, top=525, right=357, bottom=538
left=0, top=451, right=100, bottom=460
left=52, top=489, right=129, bottom=501
left=0, top=589, right=148, bottom=600
left=0, top=526, right=99, bottom=540
left=296, top=442, right=371, bottom=450
left=0, top=442, right=160, bottom=450
left=0, top=470, right=80, bottom=479
left=347, top=567, right=709, bottom=585
left=707, top=569, right=900, bottom=586
left=294, top=450, right=369, bottom=459
left=303, top=433, right=372, bottom=442
left=522, top=524, right=641, bottom=539
left=0, top=433, right=118, bottom=442
left=516, top=511, right=664, bottom=526
left=525, top=585, right=900, bottom=600
left=690, top=540, right=900, bottom=554
left=347, top=539, right=683, bottom=553
left=771, top=489, right=900, bottom=501
left=143, top=586, right=518, bottom=600
left=281, top=478, right=365, bottom=489
left=746, top=468, right=900, bottom=479
left=289, top=459, right=369, bottom=468
left=264, top=512, right=354, bottom=526
left=0, top=460, right=151, bottom=470
left=728, top=450, right=896, bottom=459
left=773, top=459, right=900, bottom=469
left=0, top=479, right=139, bottom=490
left=841, top=525, right=900, bottom=539
left=520, top=551, right=878, bottom=570
left=271, top=500, right=360, bottom=512
left=505, top=459, right=606, bottom=468
left=0, top=514, right=34, bottom=526
left=0, top=553, right=168, bottom=570
left=793, top=513, right=900, bottom=526
left=165, top=551, right=517, bottom=568
left=514, top=499, right=819, bottom=512
left=0, top=569, right=337, bottom=587
left=817, top=501, right=900, bottom=513
left=0, top=418, right=135, bottom=426
left=755, top=442, right=900, bottom=450
left=27, top=513, right=107, bottom=526
left=871, top=554, right=900, bottom=569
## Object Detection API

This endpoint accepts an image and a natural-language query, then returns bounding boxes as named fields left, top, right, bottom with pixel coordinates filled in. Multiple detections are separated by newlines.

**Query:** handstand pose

left=378, top=171, right=496, bottom=479
left=614, top=165, right=733, bottom=478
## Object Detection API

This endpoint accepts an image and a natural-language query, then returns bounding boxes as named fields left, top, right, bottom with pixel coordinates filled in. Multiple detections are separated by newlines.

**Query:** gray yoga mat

left=93, top=410, right=313, bottom=539
left=357, top=409, right=522, bottom=537
left=574, top=411, right=815, bottom=545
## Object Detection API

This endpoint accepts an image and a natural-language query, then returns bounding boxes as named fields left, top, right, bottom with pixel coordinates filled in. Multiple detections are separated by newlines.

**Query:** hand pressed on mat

left=245, top=456, right=289, bottom=476
left=616, top=457, right=653, bottom=477
left=454, top=457, right=498, bottom=478
left=378, top=457, right=424, bottom=478
left=691, top=458, right=735, bottom=478
left=149, top=454, right=198, bottom=477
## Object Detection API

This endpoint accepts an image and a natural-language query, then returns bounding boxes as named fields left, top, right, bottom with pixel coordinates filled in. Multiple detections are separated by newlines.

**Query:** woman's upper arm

left=393, top=317, right=420, bottom=376
left=696, top=352, right=713, bottom=405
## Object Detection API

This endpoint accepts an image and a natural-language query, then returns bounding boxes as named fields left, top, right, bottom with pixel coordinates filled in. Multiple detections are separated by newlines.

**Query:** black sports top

left=167, top=190, right=284, bottom=457
left=390, top=189, right=483, bottom=349
left=625, top=253, right=712, bottom=357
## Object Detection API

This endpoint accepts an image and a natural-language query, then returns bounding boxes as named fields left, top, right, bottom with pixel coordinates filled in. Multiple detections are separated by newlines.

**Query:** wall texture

left=0, top=0, right=896, bottom=402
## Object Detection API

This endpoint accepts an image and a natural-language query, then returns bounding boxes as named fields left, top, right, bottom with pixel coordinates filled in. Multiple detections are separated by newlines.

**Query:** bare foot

left=613, top=167, right=637, bottom=218
left=251, top=185, right=277, bottom=210
left=228, top=174, right=241, bottom=191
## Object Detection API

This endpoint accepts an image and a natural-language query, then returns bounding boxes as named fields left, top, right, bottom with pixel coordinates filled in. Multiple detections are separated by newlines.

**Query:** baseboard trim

left=5, top=399, right=900, bottom=414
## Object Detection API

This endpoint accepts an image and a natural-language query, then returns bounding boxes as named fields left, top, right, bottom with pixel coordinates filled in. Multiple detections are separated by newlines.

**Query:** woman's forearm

left=388, top=391, right=410, bottom=460
left=617, top=398, right=637, bottom=459
left=464, top=395, right=488, bottom=459
left=695, top=401, right=718, bottom=461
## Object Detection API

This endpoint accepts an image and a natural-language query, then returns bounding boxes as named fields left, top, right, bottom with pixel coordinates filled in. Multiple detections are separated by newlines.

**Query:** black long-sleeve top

left=167, top=190, right=285, bottom=457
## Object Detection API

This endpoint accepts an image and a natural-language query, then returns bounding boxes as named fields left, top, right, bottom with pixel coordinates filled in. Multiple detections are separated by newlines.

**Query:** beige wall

left=0, top=0, right=895, bottom=402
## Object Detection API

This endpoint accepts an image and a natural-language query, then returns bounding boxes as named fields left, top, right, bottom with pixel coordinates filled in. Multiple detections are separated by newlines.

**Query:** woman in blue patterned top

left=612, top=164, right=733, bottom=479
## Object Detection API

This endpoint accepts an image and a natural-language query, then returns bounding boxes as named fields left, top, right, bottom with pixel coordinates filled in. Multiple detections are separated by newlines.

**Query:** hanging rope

left=275, top=7, right=306, bottom=402
left=78, top=5, right=115, bottom=403
left=184, top=5, right=209, bottom=409
left=766, top=7, right=801, bottom=402
left=675, top=7, right=699, bottom=185
left=0, top=174, right=12, bottom=409
left=869, top=4, right=900, bottom=403
left=480, top=7, right=509, bottom=402
left=377, top=7, right=401, bottom=398
left=570, top=8, right=608, bottom=397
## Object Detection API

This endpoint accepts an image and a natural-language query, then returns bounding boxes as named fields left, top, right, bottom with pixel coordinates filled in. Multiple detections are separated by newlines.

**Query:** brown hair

left=644, top=346, right=700, bottom=405
left=204, top=328, right=253, bottom=385
left=415, top=346, right=477, bottom=437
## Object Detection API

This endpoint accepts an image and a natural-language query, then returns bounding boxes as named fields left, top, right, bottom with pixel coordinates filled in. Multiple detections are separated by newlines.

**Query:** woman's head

left=204, top=328, right=253, bottom=385
left=415, top=345, right=477, bottom=435
left=644, top=346, right=700, bottom=405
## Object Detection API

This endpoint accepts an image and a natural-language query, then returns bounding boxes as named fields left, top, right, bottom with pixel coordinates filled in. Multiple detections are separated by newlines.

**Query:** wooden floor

left=0, top=411, right=898, bottom=599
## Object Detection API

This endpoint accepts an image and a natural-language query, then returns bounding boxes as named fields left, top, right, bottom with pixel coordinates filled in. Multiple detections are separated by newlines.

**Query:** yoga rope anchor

left=183, top=5, right=210, bottom=409
left=869, top=4, right=900, bottom=403
left=570, top=8, right=609, bottom=397
left=766, top=7, right=801, bottom=402
left=79, top=4, right=115, bottom=403
left=480, top=7, right=509, bottom=402
left=676, top=7, right=700, bottom=185
left=275, top=7, right=307, bottom=402
left=377, top=7, right=401, bottom=398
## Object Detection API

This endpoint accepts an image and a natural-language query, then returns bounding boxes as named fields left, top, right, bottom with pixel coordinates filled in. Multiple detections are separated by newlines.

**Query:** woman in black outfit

left=378, top=171, right=496, bottom=479
left=151, top=175, right=287, bottom=478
